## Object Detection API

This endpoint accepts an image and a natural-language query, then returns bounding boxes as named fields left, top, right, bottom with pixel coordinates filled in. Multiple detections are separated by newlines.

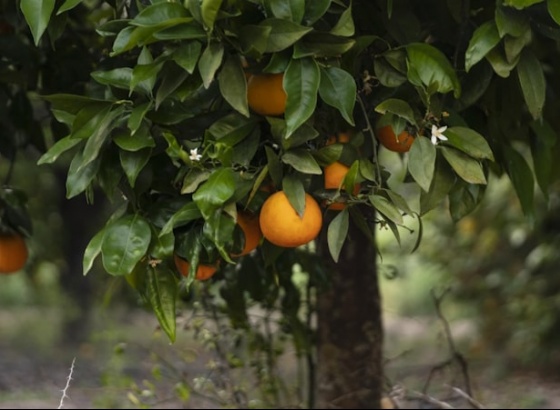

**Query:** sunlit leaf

left=101, top=214, right=152, bottom=276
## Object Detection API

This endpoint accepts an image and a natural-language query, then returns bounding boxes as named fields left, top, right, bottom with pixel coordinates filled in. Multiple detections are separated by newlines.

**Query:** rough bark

left=316, top=211, right=383, bottom=409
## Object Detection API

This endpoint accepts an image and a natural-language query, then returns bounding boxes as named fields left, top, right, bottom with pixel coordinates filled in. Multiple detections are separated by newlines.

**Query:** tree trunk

left=316, top=210, right=383, bottom=409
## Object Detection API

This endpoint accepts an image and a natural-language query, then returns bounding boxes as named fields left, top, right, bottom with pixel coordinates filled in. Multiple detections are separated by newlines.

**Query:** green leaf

left=193, top=168, right=236, bottom=218
left=293, top=33, right=356, bottom=58
left=120, top=147, right=152, bottom=187
left=101, top=214, right=152, bottom=276
left=66, top=150, right=101, bottom=199
left=444, top=127, right=494, bottom=160
left=283, top=175, right=306, bottom=218
left=549, top=0, right=560, bottom=25
left=504, top=27, right=532, bottom=63
left=92, top=68, right=132, bottom=91
left=181, top=169, right=212, bottom=195
left=419, top=158, right=456, bottom=215
left=284, top=57, right=320, bottom=138
left=82, top=227, right=106, bottom=276
left=152, top=21, right=206, bottom=40
left=318, top=67, right=356, bottom=126
left=385, top=189, right=414, bottom=215
left=265, top=146, right=283, bottom=186
left=330, top=5, right=355, bottom=37
left=441, top=147, right=487, bottom=185
left=504, top=0, right=545, bottom=9
left=42, top=94, right=107, bottom=114
left=282, top=149, right=323, bottom=175
left=37, top=136, right=81, bottom=165
left=131, top=50, right=161, bottom=95
left=453, top=61, right=494, bottom=111
left=448, top=183, right=479, bottom=222
left=516, top=49, right=546, bottom=120
left=465, top=21, right=501, bottom=72
left=369, top=195, right=403, bottom=225
left=160, top=202, right=202, bottom=236
left=20, top=0, right=55, bottom=45
left=303, top=0, right=331, bottom=25
left=203, top=210, right=236, bottom=263
left=485, top=46, right=520, bottom=78
left=201, top=0, right=223, bottom=31
left=131, top=2, right=189, bottom=26
left=80, top=106, right=123, bottom=171
left=495, top=6, right=530, bottom=37
left=218, top=55, right=249, bottom=117
left=146, top=266, right=178, bottom=343
left=208, top=113, right=257, bottom=145
left=373, top=57, right=407, bottom=88
left=173, top=41, right=202, bottom=74
left=239, top=25, right=272, bottom=57
left=408, top=137, right=436, bottom=192
left=327, top=209, right=349, bottom=263
left=115, top=126, right=155, bottom=152
left=57, top=0, right=83, bottom=15
left=259, top=18, right=312, bottom=53
left=268, top=0, right=305, bottom=24
left=530, top=119, right=557, bottom=198
left=198, top=42, right=224, bottom=89
left=128, top=102, right=153, bottom=136
left=155, top=62, right=189, bottom=109
left=374, top=98, right=417, bottom=126
left=406, top=43, right=461, bottom=98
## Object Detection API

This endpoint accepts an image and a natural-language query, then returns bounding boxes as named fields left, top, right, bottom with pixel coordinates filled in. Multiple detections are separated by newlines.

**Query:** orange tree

left=16, top=0, right=560, bottom=407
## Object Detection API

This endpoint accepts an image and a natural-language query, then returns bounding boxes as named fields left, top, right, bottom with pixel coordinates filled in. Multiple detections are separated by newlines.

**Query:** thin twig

left=57, top=357, right=76, bottom=409
left=424, top=288, right=473, bottom=397
left=448, top=386, right=486, bottom=409
left=406, top=389, right=455, bottom=409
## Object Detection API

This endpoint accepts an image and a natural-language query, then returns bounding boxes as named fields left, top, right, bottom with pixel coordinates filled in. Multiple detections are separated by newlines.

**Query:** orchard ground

left=1, top=262, right=560, bottom=409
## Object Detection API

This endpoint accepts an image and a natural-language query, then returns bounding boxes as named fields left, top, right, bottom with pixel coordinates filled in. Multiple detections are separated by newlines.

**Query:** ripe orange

left=0, top=233, right=28, bottom=274
left=233, top=210, right=262, bottom=256
left=174, top=254, right=218, bottom=281
left=247, top=73, right=287, bottom=116
left=259, top=191, right=322, bottom=248
left=324, top=162, right=360, bottom=211
left=376, top=125, right=415, bottom=153
left=326, top=132, right=351, bottom=146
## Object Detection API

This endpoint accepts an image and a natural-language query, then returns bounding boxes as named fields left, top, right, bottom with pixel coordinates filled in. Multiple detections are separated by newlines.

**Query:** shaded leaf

left=83, top=227, right=106, bottom=276
left=465, top=21, right=501, bottom=72
left=444, top=127, right=494, bottom=160
left=406, top=43, right=461, bottom=97
left=146, top=266, right=178, bottom=343
left=319, top=66, right=356, bottom=126
left=441, top=147, right=487, bottom=184
left=20, top=0, right=55, bottom=45
left=327, top=209, right=349, bottom=262
left=408, top=137, right=436, bottom=192
left=283, top=174, right=306, bottom=218
left=284, top=57, right=320, bottom=138
left=282, top=149, right=323, bottom=175
left=516, top=49, right=545, bottom=120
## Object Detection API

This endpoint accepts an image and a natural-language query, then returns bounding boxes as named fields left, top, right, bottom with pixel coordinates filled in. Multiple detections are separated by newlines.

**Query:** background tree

left=7, top=0, right=560, bottom=408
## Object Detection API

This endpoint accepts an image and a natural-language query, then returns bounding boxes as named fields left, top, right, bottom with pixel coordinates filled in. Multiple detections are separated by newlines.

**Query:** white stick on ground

left=58, top=357, right=76, bottom=409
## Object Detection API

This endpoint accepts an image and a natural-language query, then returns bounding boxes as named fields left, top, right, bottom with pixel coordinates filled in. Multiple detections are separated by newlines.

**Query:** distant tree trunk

left=316, top=210, right=383, bottom=409
left=55, top=169, right=105, bottom=344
